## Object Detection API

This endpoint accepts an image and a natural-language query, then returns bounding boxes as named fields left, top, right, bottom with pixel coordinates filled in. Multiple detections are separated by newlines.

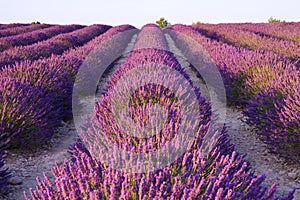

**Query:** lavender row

left=107, top=24, right=172, bottom=89
left=236, top=22, right=300, bottom=43
left=25, top=24, right=294, bottom=199
left=0, top=23, right=28, bottom=30
left=133, top=24, right=169, bottom=50
left=0, top=25, right=136, bottom=149
left=193, top=23, right=300, bottom=62
left=0, top=24, right=111, bottom=69
left=0, top=24, right=84, bottom=52
left=168, top=24, right=300, bottom=163
left=0, top=23, right=51, bottom=38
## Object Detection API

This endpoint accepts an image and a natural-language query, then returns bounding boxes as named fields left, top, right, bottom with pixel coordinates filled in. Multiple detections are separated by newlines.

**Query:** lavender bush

left=1, top=59, right=72, bottom=120
left=0, top=76, right=60, bottom=147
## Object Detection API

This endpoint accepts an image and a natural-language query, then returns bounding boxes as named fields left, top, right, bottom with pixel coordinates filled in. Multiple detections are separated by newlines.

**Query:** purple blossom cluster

left=0, top=76, right=61, bottom=147
left=25, top=141, right=295, bottom=199
left=168, top=24, right=300, bottom=163
left=244, top=73, right=300, bottom=161
left=0, top=24, right=111, bottom=69
left=25, top=24, right=295, bottom=199
left=0, top=24, right=84, bottom=52
left=193, top=23, right=300, bottom=62
left=0, top=23, right=51, bottom=38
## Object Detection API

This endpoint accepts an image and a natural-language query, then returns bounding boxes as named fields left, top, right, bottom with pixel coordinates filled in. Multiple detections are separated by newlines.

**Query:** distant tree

left=192, top=21, right=201, bottom=25
left=268, top=17, right=281, bottom=23
left=156, top=18, right=171, bottom=28
left=31, top=21, right=41, bottom=24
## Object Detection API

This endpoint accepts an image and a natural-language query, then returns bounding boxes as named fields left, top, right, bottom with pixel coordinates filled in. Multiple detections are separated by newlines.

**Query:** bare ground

left=226, top=108, right=300, bottom=198
left=1, top=121, right=78, bottom=200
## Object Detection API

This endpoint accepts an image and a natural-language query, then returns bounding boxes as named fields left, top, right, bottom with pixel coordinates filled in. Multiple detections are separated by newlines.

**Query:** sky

left=1, top=0, right=299, bottom=28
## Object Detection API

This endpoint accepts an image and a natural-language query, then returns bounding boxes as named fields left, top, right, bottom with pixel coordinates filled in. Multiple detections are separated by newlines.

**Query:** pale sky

left=1, top=0, right=299, bottom=28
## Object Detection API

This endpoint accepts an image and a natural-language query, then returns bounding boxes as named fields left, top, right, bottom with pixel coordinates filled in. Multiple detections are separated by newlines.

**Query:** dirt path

left=226, top=108, right=300, bottom=198
left=1, top=121, right=77, bottom=200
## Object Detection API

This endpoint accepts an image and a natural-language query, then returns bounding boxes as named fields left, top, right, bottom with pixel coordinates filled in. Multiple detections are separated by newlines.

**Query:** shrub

left=0, top=77, right=60, bottom=147
left=156, top=17, right=171, bottom=28
left=31, top=21, right=41, bottom=24
left=268, top=17, right=282, bottom=23
left=192, top=21, right=201, bottom=25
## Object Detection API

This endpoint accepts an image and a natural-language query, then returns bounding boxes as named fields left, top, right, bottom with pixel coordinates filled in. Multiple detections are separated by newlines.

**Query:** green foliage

left=192, top=21, right=201, bottom=25
left=268, top=17, right=282, bottom=23
left=31, top=21, right=41, bottom=24
left=155, top=17, right=171, bottom=28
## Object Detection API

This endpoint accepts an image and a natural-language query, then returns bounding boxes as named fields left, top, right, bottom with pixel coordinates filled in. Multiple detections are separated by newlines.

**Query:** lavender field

left=0, top=22, right=299, bottom=200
